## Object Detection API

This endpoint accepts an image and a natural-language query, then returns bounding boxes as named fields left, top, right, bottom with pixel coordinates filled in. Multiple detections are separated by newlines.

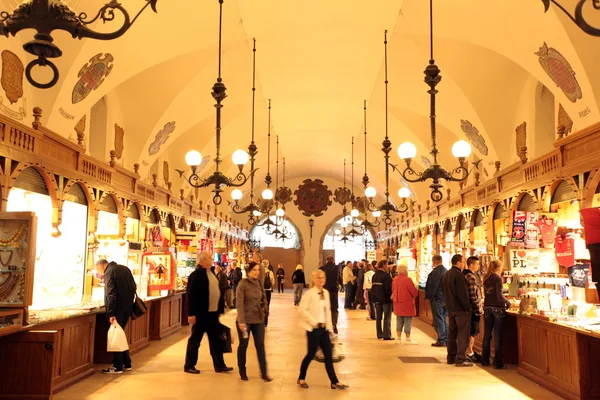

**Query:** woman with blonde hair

left=392, top=264, right=418, bottom=344
left=482, top=259, right=511, bottom=369
left=292, top=264, right=306, bottom=306
left=297, top=269, right=348, bottom=390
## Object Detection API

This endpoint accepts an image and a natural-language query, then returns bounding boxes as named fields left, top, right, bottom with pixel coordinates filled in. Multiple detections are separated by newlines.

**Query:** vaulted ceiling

left=2, top=0, right=599, bottom=223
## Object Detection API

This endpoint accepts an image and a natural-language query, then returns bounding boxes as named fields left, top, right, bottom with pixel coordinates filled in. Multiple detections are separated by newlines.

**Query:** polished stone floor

left=56, top=292, right=562, bottom=400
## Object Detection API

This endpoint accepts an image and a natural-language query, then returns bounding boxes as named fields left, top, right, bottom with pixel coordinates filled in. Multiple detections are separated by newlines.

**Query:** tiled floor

left=56, top=293, right=562, bottom=400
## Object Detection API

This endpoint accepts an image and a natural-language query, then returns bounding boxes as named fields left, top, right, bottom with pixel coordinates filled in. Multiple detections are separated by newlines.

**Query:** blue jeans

left=430, top=299, right=448, bottom=344
left=396, top=316, right=413, bottom=334
left=482, top=307, right=506, bottom=367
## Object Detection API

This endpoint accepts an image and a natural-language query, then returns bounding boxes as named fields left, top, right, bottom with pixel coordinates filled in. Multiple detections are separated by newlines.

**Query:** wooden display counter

left=516, top=314, right=600, bottom=400
left=149, top=293, right=184, bottom=340
left=418, top=290, right=433, bottom=325
left=473, top=311, right=519, bottom=364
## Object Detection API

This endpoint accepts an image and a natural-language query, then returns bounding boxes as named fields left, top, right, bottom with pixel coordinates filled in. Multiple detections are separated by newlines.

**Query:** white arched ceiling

left=2, top=0, right=599, bottom=219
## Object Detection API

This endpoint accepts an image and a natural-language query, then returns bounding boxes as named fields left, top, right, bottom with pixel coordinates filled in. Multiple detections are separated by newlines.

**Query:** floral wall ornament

left=275, top=186, right=292, bottom=205
left=148, top=121, right=176, bottom=156
left=352, top=195, right=367, bottom=214
left=294, top=178, right=332, bottom=217
left=72, top=53, right=114, bottom=104
left=535, top=42, right=582, bottom=103
left=516, top=122, right=528, bottom=164
left=114, top=123, right=124, bottom=159
left=74, top=115, right=86, bottom=146
left=460, top=120, right=488, bottom=156
left=557, top=103, right=573, bottom=138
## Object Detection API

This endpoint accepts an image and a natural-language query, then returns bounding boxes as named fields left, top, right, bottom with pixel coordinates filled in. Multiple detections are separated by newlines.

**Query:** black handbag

left=131, top=294, right=148, bottom=320
left=218, top=323, right=233, bottom=353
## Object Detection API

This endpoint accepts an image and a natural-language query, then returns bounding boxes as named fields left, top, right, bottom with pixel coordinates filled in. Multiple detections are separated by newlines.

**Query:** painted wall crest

left=535, top=42, right=582, bottom=103
left=460, top=120, right=488, bottom=156
left=148, top=121, right=176, bottom=156
left=114, top=123, right=125, bottom=159
left=294, top=178, right=332, bottom=217
left=72, top=53, right=114, bottom=104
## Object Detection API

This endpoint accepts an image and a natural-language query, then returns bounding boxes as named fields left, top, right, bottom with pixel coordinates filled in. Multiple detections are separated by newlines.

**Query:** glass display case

left=0, top=211, right=37, bottom=308
left=0, top=308, right=24, bottom=336
left=27, top=302, right=102, bottom=324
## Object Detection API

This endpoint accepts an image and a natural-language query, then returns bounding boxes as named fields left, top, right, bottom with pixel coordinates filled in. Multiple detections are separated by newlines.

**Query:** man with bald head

left=184, top=252, right=233, bottom=374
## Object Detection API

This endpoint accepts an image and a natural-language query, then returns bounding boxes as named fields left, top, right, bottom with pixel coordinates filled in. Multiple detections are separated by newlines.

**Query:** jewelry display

left=0, top=222, right=26, bottom=247
left=0, top=250, right=13, bottom=268
left=0, top=272, right=21, bottom=301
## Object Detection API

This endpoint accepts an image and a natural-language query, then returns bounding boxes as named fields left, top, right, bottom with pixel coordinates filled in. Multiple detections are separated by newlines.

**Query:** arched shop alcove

left=321, top=215, right=375, bottom=265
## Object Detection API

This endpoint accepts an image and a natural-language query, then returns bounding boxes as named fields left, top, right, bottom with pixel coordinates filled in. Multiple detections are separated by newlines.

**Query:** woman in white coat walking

left=297, top=269, right=349, bottom=390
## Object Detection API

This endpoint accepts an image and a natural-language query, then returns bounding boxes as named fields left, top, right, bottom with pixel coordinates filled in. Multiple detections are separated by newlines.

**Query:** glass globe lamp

left=185, top=150, right=202, bottom=167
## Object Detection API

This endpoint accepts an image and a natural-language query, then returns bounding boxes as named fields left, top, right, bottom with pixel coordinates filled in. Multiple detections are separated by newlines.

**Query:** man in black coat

left=443, top=254, right=473, bottom=367
left=184, top=252, right=233, bottom=374
left=320, top=256, right=340, bottom=334
left=96, top=259, right=136, bottom=374
left=353, top=260, right=367, bottom=309
left=371, top=259, right=394, bottom=340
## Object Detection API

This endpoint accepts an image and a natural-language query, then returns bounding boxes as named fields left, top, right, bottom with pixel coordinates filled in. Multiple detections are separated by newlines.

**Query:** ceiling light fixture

left=364, top=30, right=410, bottom=226
left=229, top=39, right=264, bottom=225
left=541, top=0, right=600, bottom=37
left=181, top=0, right=254, bottom=206
left=392, top=0, right=480, bottom=203
left=0, top=0, right=158, bottom=88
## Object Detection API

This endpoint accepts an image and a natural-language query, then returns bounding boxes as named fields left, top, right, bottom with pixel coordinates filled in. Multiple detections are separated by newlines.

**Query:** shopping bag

left=314, top=341, right=345, bottom=363
left=218, top=323, right=233, bottom=353
left=107, top=321, right=129, bottom=352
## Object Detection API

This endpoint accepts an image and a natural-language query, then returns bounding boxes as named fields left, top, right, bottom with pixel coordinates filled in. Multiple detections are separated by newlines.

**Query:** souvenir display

left=0, top=212, right=36, bottom=307
left=142, top=251, right=176, bottom=291
left=0, top=308, right=24, bottom=337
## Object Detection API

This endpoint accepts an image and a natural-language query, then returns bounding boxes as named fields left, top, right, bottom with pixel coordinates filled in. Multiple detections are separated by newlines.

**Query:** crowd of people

left=97, top=251, right=511, bottom=388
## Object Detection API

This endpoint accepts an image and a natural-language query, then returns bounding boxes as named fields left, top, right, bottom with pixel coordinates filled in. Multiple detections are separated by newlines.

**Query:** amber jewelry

left=0, top=250, right=13, bottom=268
left=0, top=272, right=20, bottom=301
left=0, top=224, right=26, bottom=247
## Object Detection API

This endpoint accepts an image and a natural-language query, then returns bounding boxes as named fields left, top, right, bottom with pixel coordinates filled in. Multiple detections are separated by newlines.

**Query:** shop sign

left=510, top=249, right=540, bottom=274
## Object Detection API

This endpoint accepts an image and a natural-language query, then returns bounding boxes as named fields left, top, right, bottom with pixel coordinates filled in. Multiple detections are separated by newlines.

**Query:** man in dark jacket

left=96, top=259, right=136, bottom=374
left=443, top=254, right=473, bottom=367
left=353, top=260, right=366, bottom=309
left=320, top=256, right=340, bottom=334
left=229, top=261, right=243, bottom=308
left=425, top=255, right=448, bottom=347
left=184, top=252, right=233, bottom=374
left=371, top=259, right=394, bottom=340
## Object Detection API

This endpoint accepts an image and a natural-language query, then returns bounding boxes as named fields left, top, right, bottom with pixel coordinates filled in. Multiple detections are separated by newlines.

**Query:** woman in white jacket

left=297, top=269, right=349, bottom=390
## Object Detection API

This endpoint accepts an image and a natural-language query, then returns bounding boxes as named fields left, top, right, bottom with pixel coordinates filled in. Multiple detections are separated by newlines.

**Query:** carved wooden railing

left=0, top=110, right=249, bottom=239
left=377, top=121, right=600, bottom=239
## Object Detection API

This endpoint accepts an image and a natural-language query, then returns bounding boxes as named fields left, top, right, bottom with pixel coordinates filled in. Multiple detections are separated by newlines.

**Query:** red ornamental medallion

left=294, top=179, right=332, bottom=217
left=535, top=42, right=582, bottom=103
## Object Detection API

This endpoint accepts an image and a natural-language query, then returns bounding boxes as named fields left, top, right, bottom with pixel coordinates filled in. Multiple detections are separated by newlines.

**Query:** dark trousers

left=344, top=283, right=354, bottom=308
left=430, top=299, right=448, bottom=344
left=354, top=284, right=365, bottom=308
left=298, top=327, right=339, bottom=384
left=367, top=290, right=376, bottom=319
left=277, top=279, right=284, bottom=293
left=330, top=294, right=339, bottom=331
left=236, top=322, right=267, bottom=376
left=375, top=303, right=393, bottom=339
left=447, top=311, right=471, bottom=364
left=232, top=283, right=238, bottom=307
left=184, top=312, right=226, bottom=370
left=113, top=307, right=133, bottom=369
left=482, top=307, right=506, bottom=367
left=265, top=290, right=272, bottom=326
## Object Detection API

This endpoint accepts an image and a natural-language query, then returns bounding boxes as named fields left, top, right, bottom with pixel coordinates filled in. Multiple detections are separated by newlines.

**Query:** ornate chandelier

left=392, top=0, right=480, bottom=203
left=0, top=0, right=158, bottom=88
left=363, top=31, right=410, bottom=226
left=181, top=0, right=254, bottom=206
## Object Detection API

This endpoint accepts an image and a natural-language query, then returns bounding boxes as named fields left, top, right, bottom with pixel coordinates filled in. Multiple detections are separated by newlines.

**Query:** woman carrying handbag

left=297, top=269, right=348, bottom=390
left=235, top=262, right=272, bottom=382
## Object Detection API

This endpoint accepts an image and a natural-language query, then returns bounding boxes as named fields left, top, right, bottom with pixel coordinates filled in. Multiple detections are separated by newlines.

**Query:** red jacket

left=392, top=275, right=418, bottom=317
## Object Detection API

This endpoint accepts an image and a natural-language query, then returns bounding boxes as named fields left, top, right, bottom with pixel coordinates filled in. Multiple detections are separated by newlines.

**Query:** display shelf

left=28, top=303, right=102, bottom=325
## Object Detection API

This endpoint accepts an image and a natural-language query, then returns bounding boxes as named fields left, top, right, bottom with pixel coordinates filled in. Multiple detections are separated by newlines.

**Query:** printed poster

left=511, top=211, right=527, bottom=244
left=525, top=212, right=539, bottom=249
left=510, top=249, right=540, bottom=274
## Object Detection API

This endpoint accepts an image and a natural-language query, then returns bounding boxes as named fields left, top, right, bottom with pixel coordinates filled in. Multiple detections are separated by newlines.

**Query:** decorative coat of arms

left=535, top=43, right=582, bottom=103
left=163, top=161, right=169, bottom=185
left=557, top=104, right=573, bottom=136
left=1, top=50, right=24, bottom=104
left=333, top=187, right=351, bottom=205
left=294, top=179, right=332, bottom=217
left=72, top=53, right=114, bottom=104
left=460, top=120, right=488, bottom=156
left=114, top=123, right=124, bottom=159
left=352, top=196, right=367, bottom=214
left=516, top=122, right=527, bottom=163
left=148, top=121, right=176, bottom=156
left=275, top=186, right=293, bottom=205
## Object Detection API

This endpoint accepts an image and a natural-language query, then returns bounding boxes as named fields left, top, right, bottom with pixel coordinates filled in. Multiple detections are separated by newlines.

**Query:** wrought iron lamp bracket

left=542, top=0, right=600, bottom=37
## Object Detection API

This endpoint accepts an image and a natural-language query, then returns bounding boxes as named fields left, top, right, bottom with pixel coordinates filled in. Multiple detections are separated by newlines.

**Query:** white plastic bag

left=107, top=321, right=129, bottom=352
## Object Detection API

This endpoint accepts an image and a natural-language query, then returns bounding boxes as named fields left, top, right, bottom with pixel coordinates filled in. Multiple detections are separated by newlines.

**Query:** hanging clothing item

left=537, top=218, right=557, bottom=249
left=554, top=234, right=575, bottom=267
left=580, top=208, right=600, bottom=245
